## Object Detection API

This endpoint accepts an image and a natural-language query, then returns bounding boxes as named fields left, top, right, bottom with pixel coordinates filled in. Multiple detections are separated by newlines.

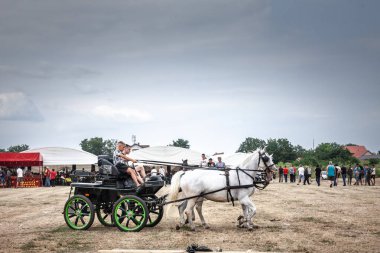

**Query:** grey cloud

left=0, top=92, right=44, bottom=121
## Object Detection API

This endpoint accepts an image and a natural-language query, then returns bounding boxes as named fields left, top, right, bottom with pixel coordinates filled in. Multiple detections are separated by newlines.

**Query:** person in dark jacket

left=315, top=165, right=321, bottom=186
left=303, top=167, right=311, bottom=185
left=341, top=165, right=347, bottom=186
left=278, top=166, right=284, bottom=183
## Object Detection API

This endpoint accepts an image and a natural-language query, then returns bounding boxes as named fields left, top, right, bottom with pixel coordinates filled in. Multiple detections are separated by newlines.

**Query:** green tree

left=103, top=139, right=117, bottom=156
left=0, top=148, right=6, bottom=152
left=8, top=144, right=29, bottom=152
left=368, top=158, right=379, bottom=166
left=314, top=142, right=357, bottom=164
left=266, top=138, right=297, bottom=163
left=170, top=138, right=190, bottom=149
left=80, top=137, right=116, bottom=156
left=237, top=137, right=266, bottom=153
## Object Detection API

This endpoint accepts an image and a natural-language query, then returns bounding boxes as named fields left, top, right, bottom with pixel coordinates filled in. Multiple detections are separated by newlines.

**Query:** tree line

left=1, top=137, right=378, bottom=167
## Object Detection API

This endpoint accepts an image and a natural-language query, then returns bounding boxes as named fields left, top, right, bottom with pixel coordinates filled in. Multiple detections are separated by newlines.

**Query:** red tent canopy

left=0, top=152, right=43, bottom=167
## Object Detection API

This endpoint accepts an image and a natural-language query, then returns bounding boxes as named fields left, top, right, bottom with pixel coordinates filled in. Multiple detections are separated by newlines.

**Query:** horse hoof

left=204, top=224, right=210, bottom=229
left=247, top=227, right=254, bottom=231
left=176, top=225, right=180, bottom=230
left=190, top=227, right=196, bottom=231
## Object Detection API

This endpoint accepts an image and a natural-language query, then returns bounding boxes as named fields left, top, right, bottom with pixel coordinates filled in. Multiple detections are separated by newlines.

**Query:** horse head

left=258, top=149, right=275, bottom=183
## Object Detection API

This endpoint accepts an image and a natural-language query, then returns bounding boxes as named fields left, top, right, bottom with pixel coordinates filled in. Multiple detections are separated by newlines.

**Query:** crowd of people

left=276, top=162, right=376, bottom=187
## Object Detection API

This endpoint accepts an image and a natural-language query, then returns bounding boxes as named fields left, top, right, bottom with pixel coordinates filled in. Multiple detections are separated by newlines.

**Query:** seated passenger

left=123, top=145, right=147, bottom=182
left=113, top=141, right=142, bottom=187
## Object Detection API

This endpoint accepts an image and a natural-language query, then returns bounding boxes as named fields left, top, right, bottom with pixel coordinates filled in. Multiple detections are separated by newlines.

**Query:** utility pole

left=132, top=135, right=136, bottom=144
left=313, top=138, right=315, bottom=150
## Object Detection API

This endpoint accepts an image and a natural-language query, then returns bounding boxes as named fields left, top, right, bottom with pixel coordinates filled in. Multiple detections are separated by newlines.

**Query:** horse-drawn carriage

left=63, top=149, right=275, bottom=232
left=63, top=155, right=165, bottom=232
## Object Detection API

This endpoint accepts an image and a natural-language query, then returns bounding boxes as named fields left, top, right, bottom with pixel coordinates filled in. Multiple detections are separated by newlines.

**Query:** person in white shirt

left=123, top=145, right=147, bottom=181
left=200, top=154, right=208, bottom=168
left=297, top=165, right=305, bottom=185
left=16, top=167, right=23, bottom=188
left=158, top=166, right=166, bottom=177
left=371, top=167, right=376, bottom=185
left=150, top=167, right=158, bottom=176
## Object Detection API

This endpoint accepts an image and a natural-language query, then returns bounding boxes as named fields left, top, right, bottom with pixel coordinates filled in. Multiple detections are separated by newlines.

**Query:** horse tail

left=168, top=170, right=185, bottom=202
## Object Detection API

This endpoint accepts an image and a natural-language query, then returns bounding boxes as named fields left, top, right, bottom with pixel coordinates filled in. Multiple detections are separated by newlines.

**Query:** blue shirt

left=327, top=165, right=335, bottom=177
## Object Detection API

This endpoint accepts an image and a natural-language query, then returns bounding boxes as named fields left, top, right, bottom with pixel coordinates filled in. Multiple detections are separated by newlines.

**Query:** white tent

left=132, top=146, right=202, bottom=165
left=22, top=147, right=97, bottom=166
left=211, top=152, right=251, bottom=167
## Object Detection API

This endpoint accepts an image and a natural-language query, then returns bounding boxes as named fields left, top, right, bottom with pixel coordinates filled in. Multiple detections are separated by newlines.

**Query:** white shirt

left=298, top=167, right=305, bottom=176
left=158, top=167, right=165, bottom=176
left=372, top=168, right=376, bottom=175
left=17, top=168, right=23, bottom=178
left=200, top=159, right=208, bottom=168
left=151, top=168, right=157, bottom=176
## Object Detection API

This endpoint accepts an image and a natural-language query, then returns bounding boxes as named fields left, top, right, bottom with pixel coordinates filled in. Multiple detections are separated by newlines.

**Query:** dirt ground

left=0, top=179, right=379, bottom=253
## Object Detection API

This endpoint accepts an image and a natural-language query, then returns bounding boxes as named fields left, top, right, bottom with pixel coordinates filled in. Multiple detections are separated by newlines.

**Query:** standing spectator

left=207, top=158, right=215, bottom=167
left=283, top=166, right=289, bottom=183
left=44, top=167, right=51, bottom=187
left=364, top=166, right=369, bottom=186
left=6, top=169, right=12, bottom=188
left=366, top=166, right=372, bottom=186
left=371, top=166, right=376, bottom=185
left=359, top=165, right=364, bottom=185
left=341, top=165, right=347, bottom=186
left=289, top=165, right=295, bottom=183
left=307, top=167, right=312, bottom=182
left=278, top=166, right=284, bottom=183
left=50, top=169, right=57, bottom=187
left=327, top=162, right=335, bottom=188
left=200, top=154, right=208, bottom=168
left=0, top=168, right=5, bottom=188
left=347, top=166, right=353, bottom=186
left=334, top=164, right=340, bottom=186
left=303, top=167, right=311, bottom=185
left=16, top=167, right=23, bottom=188
left=315, top=165, right=321, bottom=186
left=297, top=165, right=305, bottom=185
left=353, top=165, right=360, bottom=185
left=216, top=157, right=225, bottom=169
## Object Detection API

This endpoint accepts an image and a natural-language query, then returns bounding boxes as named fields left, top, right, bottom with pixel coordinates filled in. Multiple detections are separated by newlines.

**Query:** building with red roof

left=344, top=145, right=373, bottom=160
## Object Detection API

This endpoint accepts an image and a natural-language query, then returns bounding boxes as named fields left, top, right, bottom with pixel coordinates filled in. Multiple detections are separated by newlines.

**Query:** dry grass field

left=0, top=179, right=379, bottom=253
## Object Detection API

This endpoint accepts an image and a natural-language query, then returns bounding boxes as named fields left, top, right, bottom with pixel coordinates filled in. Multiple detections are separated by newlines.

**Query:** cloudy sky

left=0, top=0, right=379, bottom=155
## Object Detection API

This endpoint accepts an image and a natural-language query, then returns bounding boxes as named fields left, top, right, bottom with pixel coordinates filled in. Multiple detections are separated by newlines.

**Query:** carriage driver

left=113, top=141, right=142, bottom=187
left=123, top=145, right=147, bottom=182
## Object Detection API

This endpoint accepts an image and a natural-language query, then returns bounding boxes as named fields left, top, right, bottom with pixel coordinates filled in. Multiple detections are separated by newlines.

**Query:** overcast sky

left=0, top=0, right=379, bottom=155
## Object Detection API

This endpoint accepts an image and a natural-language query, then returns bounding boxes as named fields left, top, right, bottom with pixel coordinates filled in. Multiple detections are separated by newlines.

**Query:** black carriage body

left=71, top=178, right=164, bottom=206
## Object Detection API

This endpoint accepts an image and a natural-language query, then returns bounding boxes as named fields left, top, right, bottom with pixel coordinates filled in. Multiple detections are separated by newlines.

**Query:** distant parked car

left=321, top=171, right=327, bottom=180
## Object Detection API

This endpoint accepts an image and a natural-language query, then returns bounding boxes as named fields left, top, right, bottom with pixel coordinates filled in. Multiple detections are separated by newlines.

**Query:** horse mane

left=240, top=148, right=261, bottom=169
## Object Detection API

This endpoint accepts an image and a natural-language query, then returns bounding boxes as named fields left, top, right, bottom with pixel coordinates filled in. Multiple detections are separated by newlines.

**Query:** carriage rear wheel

left=143, top=195, right=164, bottom=227
left=96, top=203, right=115, bottom=227
left=112, top=195, right=148, bottom=232
left=64, top=195, right=95, bottom=230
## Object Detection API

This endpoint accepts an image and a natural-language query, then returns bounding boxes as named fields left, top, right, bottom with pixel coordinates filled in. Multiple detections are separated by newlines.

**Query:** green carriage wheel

left=64, top=195, right=95, bottom=230
left=112, top=195, right=148, bottom=232
left=96, top=203, right=115, bottom=227
left=143, top=195, right=164, bottom=227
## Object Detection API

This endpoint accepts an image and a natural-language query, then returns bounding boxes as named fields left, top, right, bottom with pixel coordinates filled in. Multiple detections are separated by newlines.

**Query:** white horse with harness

left=168, top=148, right=275, bottom=231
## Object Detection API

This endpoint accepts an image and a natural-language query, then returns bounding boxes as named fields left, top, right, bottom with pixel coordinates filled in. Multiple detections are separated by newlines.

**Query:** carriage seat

left=98, top=156, right=119, bottom=176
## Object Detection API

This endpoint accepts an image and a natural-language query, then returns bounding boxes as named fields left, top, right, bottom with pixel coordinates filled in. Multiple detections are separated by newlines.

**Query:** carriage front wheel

left=63, top=195, right=95, bottom=230
left=143, top=195, right=164, bottom=227
left=96, top=203, right=115, bottom=227
left=112, top=195, right=148, bottom=232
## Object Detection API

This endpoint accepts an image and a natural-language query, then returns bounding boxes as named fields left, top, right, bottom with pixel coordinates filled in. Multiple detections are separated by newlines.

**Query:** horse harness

left=224, top=152, right=274, bottom=206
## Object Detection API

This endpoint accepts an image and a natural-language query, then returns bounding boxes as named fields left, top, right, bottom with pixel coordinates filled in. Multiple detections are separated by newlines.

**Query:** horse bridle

left=258, top=152, right=275, bottom=178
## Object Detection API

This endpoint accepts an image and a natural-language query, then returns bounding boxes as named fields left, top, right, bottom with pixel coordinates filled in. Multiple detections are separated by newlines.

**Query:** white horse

left=168, top=149, right=274, bottom=231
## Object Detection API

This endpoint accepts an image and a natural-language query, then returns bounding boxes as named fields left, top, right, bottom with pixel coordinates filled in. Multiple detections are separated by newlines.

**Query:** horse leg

left=195, top=198, right=209, bottom=229
left=240, top=196, right=257, bottom=231
left=176, top=201, right=187, bottom=230
left=184, top=198, right=197, bottom=231
left=237, top=204, right=247, bottom=228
